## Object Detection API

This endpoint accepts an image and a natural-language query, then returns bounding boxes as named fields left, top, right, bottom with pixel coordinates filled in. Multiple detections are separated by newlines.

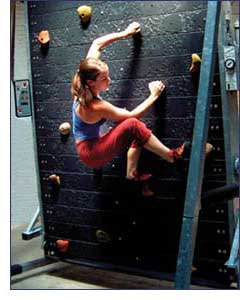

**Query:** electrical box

left=14, top=79, right=32, bottom=117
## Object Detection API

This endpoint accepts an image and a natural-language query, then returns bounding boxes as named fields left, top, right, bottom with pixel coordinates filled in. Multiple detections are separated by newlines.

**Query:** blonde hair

left=71, top=58, right=107, bottom=106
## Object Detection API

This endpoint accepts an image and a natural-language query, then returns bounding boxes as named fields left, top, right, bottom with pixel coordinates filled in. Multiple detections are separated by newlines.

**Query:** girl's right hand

left=124, top=22, right=141, bottom=37
left=148, top=81, right=165, bottom=98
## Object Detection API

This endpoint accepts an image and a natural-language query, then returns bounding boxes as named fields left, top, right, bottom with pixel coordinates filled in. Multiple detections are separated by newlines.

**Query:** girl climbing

left=71, top=22, right=193, bottom=194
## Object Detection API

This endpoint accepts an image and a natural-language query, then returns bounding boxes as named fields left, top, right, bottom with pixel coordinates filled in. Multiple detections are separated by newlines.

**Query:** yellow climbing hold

left=189, top=53, right=202, bottom=72
left=77, top=5, right=92, bottom=23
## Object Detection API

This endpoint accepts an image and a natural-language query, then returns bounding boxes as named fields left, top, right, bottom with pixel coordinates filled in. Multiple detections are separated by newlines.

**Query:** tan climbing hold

left=38, top=30, right=50, bottom=45
left=206, top=143, right=213, bottom=155
left=96, top=229, right=111, bottom=243
left=59, top=122, right=71, bottom=135
left=77, top=5, right=92, bottom=23
left=56, top=240, right=69, bottom=253
left=49, top=174, right=61, bottom=185
left=191, top=266, right=198, bottom=272
left=189, top=53, right=202, bottom=72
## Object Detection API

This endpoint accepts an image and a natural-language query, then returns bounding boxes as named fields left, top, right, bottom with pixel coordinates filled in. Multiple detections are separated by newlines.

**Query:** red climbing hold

left=56, top=240, right=69, bottom=253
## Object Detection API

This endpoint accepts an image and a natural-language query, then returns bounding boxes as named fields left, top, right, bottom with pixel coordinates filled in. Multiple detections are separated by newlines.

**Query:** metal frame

left=218, top=0, right=239, bottom=242
left=225, top=215, right=239, bottom=269
left=175, top=0, right=239, bottom=289
left=24, top=0, right=46, bottom=244
left=11, top=257, right=54, bottom=277
left=218, top=1, right=239, bottom=288
left=175, top=1, right=221, bottom=289
left=22, top=206, right=42, bottom=240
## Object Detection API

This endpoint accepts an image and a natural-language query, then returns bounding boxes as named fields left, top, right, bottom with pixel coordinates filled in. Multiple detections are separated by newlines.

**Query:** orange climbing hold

left=38, top=30, right=50, bottom=45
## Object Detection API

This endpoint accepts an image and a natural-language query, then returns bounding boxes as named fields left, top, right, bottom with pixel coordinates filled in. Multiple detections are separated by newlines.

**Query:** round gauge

left=224, top=58, right=235, bottom=70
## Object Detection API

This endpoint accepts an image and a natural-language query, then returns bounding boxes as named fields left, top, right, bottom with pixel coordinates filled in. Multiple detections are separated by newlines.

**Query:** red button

left=17, top=109, right=22, bottom=113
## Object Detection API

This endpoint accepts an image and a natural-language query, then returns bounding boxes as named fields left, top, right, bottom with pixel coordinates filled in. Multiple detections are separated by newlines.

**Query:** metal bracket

left=22, top=207, right=42, bottom=240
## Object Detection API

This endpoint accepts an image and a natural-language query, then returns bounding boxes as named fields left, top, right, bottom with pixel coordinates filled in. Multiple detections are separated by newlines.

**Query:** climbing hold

left=191, top=266, right=198, bottom=272
left=77, top=5, right=92, bottom=23
left=48, top=174, right=61, bottom=186
left=189, top=53, right=201, bottom=72
left=205, top=143, right=213, bottom=156
left=56, top=240, right=69, bottom=253
left=59, top=122, right=71, bottom=135
left=38, top=30, right=50, bottom=45
left=96, top=229, right=111, bottom=243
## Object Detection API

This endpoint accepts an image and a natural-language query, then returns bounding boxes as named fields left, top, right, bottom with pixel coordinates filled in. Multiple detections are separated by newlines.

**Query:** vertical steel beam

left=24, top=2, right=46, bottom=244
left=175, top=1, right=221, bottom=289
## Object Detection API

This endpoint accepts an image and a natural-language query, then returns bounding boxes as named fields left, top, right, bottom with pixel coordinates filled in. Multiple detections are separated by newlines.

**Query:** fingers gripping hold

left=149, top=80, right=165, bottom=98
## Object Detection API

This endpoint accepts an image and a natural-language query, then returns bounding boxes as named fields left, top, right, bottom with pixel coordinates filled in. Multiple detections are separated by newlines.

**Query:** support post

left=22, top=206, right=42, bottom=240
left=175, top=1, right=220, bottom=289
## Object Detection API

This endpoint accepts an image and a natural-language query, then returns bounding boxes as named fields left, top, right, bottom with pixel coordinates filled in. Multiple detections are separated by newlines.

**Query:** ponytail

left=71, top=72, right=93, bottom=107
left=71, top=58, right=107, bottom=107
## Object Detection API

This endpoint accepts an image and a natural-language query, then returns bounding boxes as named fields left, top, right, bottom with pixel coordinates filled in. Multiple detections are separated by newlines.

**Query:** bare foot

left=126, top=170, right=152, bottom=182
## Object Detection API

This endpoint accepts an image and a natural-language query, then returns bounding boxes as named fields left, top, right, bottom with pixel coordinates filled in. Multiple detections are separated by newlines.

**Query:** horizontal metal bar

left=201, top=183, right=239, bottom=203
left=22, top=226, right=42, bottom=240
left=11, top=257, right=54, bottom=276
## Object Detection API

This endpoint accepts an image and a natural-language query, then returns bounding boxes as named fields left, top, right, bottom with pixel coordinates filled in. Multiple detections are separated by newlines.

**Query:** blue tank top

left=72, top=100, right=105, bottom=142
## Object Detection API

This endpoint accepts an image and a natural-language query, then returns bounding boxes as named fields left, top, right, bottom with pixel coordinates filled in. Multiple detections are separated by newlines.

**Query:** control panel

left=14, top=80, right=32, bottom=117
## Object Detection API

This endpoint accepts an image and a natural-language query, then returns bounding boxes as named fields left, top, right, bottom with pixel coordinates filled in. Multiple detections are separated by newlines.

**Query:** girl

left=71, top=22, right=191, bottom=194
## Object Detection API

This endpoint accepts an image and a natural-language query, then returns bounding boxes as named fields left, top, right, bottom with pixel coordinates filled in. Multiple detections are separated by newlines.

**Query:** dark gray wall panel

left=28, top=1, right=232, bottom=286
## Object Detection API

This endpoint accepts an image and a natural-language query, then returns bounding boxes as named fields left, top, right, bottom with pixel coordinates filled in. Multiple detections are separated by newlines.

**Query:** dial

left=224, top=58, right=235, bottom=70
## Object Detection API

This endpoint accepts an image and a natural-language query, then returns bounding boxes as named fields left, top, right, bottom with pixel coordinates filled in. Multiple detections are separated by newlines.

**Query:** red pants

left=76, top=118, right=152, bottom=169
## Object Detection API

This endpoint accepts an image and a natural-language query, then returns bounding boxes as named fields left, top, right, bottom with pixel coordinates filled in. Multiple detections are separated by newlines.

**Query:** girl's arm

left=94, top=81, right=165, bottom=121
left=86, top=22, right=140, bottom=59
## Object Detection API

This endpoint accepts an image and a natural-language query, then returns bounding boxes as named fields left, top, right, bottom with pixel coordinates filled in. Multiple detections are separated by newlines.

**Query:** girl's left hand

left=124, top=22, right=141, bottom=37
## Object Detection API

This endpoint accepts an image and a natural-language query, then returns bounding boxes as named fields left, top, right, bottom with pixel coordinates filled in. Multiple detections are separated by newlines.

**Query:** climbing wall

left=28, top=1, right=235, bottom=287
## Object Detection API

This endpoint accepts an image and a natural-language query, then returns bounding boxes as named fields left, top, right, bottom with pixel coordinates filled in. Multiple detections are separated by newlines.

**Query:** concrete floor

left=11, top=224, right=213, bottom=290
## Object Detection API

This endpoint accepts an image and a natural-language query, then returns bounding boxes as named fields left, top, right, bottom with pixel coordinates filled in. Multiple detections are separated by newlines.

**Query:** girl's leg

left=77, top=117, right=191, bottom=169
left=143, top=134, right=175, bottom=163
left=143, top=134, right=213, bottom=162
left=126, top=146, right=142, bottom=179
left=76, top=118, right=152, bottom=169
left=126, top=145, right=154, bottom=197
